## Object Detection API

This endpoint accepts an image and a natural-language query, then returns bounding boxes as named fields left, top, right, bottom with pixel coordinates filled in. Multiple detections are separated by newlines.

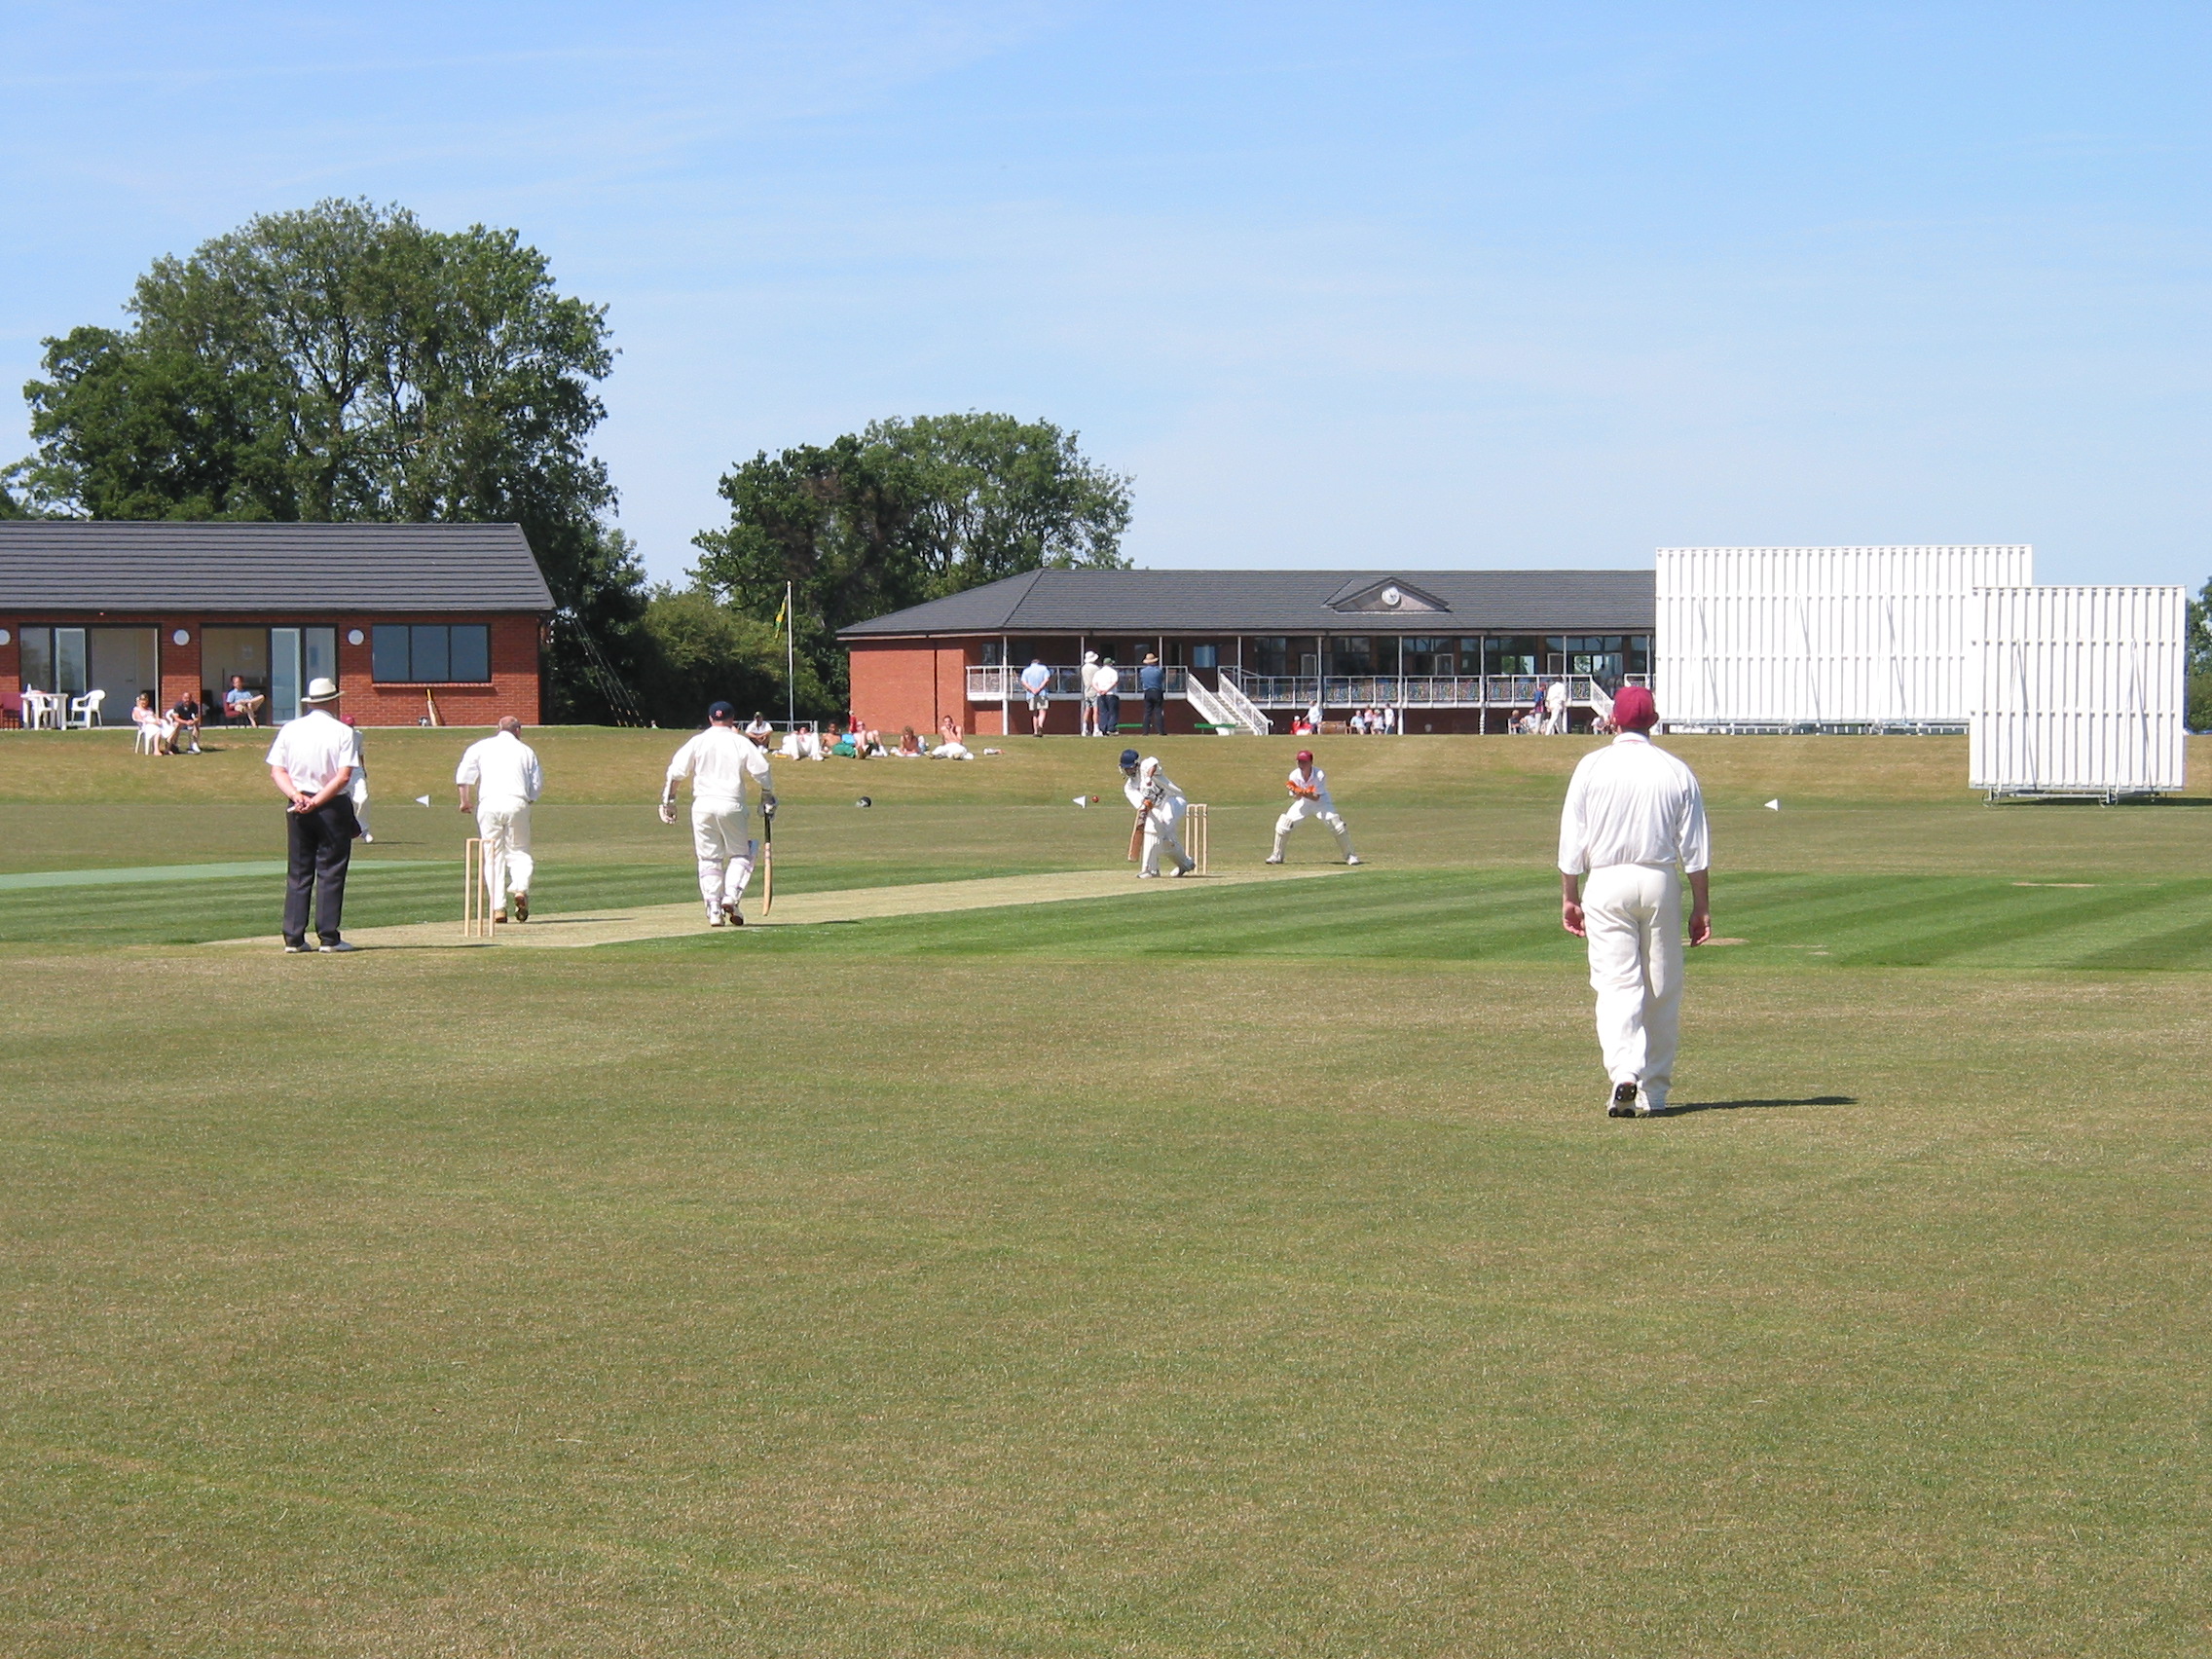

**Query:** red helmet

left=1295, top=749, right=1313, bottom=763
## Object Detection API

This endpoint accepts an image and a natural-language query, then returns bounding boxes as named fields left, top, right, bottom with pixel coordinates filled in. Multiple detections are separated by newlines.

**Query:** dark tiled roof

left=0, top=522, right=555, bottom=611
left=838, top=568, right=1655, bottom=638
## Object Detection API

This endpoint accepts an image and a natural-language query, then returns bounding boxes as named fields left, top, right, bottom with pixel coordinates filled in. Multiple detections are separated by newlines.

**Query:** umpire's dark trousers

left=284, top=798, right=357, bottom=945
left=1142, top=690, right=1165, bottom=733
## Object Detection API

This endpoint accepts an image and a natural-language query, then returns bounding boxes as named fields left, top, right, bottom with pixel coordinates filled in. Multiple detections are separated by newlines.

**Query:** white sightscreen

left=1656, top=545, right=2035, bottom=727
left=1970, top=586, right=2187, bottom=794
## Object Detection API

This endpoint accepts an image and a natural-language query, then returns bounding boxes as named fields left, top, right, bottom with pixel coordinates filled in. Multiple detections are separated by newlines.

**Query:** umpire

left=266, top=676, right=364, bottom=953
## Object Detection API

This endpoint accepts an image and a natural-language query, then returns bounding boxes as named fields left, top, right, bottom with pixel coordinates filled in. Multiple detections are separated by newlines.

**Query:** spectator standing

left=224, top=674, right=267, bottom=726
left=1079, top=650, right=1102, bottom=736
left=457, top=716, right=544, bottom=923
left=1557, top=685, right=1712, bottom=1118
left=1544, top=678, right=1569, bottom=734
left=1095, top=657, right=1123, bottom=735
left=266, top=677, right=362, bottom=953
left=1138, top=653, right=1166, bottom=735
left=1306, top=698, right=1324, bottom=732
left=1020, top=656, right=1053, bottom=736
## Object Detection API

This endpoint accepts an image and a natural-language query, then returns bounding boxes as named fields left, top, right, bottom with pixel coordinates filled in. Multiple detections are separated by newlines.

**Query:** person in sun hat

left=1556, top=684, right=1712, bottom=1118
left=1267, top=749, right=1359, bottom=866
left=265, top=676, right=364, bottom=953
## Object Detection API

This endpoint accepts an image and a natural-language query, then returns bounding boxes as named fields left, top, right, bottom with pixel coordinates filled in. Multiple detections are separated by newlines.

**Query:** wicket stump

left=462, top=836, right=491, bottom=937
left=1187, top=802, right=1209, bottom=875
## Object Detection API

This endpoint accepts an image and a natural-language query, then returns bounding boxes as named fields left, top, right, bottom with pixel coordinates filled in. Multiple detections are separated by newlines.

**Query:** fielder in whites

left=1120, top=749, right=1196, bottom=877
left=1267, top=749, right=1360, bottom=866
left=662, top=701, right=776, bottom=927
left=1557, top=685, right=1711, bottom=1118
left=456, top=716, right=544, bottom=923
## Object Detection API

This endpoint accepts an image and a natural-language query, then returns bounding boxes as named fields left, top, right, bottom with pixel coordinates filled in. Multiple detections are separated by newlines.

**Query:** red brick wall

left=850, top=641, right=983, bottom=738
left=3, top=611, right=543, bottom=726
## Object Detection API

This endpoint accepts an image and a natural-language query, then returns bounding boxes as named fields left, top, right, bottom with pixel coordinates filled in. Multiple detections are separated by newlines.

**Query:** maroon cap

left=1295, top=749, right=1314, bottom=763
left=1611, top=685, right=1658, bottom=730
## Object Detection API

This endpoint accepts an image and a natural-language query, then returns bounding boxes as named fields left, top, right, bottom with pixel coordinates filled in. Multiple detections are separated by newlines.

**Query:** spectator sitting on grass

left=894, top=726, right=922, bottom=756
left=932, top=716, right=974, bottom=759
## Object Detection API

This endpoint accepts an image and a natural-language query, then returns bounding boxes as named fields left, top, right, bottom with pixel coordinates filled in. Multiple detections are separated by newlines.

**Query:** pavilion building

left=839, top=568, right=1654, bottom=736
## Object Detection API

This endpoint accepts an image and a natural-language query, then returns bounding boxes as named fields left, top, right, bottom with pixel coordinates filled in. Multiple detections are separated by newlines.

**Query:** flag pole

left=785, top=580, right=795, bottom=734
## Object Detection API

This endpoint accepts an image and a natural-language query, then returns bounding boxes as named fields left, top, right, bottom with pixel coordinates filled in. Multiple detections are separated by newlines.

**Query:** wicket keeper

left=1267, top=749, right=1360, bottom=866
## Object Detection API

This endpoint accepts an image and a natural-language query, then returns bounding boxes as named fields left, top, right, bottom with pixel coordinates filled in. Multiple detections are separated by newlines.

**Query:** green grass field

left=3, top=728, right=2208, bottom=1655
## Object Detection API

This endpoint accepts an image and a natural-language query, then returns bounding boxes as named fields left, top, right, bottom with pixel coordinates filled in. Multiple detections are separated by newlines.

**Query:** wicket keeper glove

left=658, top=798, right=678, bottom=825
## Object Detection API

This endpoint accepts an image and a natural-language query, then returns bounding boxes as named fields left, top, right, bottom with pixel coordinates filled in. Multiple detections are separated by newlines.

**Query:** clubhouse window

left=373, top=624, right=491, bottom=682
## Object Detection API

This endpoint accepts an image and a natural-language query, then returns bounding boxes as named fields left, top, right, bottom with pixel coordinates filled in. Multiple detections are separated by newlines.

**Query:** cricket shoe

left=1346, top=855, right=1362, bottom=866
left=1136, top=870, right=1160, bottom=879
left=707, top=911, right=726, bottom=927
left=493, top=912, right=507, bottom=924
left=722, top=903, right=745, bottom=927
left=512, top=893, right=529, bottom=922
left=1172, top=862, right=1195, bottom=877
left=1264, top=856, right=1283, bottom=865
left=1606, top=1082, right=1640, bottom=1118
left=1635, top=1091, right=1667, bottom=1118
left=318, top=940, right=359, bottom=953
left=282, top=940, right=313, bottom=954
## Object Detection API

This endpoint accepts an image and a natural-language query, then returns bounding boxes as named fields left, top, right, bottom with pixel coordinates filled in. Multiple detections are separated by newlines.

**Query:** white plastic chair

left=67, top=688, right=106, bottom=728
left=133, top=719, right=163, bottom=755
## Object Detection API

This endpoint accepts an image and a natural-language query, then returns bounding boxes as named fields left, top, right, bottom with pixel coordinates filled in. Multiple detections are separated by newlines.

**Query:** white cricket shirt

left=1286, top=763, right=1335, bottom=810
left=456, top=730, right=543, bottom=803
left=666, top=726, right=773, bottom=806
left=1557, top=733, right=1710, bottom=876
left=265, top=709, right=360, bottom=794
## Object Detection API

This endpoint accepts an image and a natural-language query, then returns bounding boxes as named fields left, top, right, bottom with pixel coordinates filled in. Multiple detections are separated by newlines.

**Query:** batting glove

left=760, top=794, right=777, bottom=819
left=657, top=798, right=678, bottom=825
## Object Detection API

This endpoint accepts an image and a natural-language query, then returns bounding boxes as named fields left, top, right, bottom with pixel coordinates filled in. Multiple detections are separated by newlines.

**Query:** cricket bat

left=1127, top=807, right=1146, bottom=862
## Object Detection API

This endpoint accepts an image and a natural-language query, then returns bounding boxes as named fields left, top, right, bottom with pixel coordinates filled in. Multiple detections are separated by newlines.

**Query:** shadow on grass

left=1667, top=1094, right=1858, bottom=1114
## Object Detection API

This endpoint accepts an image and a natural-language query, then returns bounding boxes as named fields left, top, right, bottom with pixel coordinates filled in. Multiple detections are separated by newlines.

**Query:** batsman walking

left=456, top=717, right=543, bottom=923
left=1557, top=685, right=1712, bottom=1118
left=662, top=701, right=776, bottom=928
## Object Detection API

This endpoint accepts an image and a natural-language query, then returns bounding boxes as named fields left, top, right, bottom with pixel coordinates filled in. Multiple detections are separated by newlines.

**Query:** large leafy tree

left=690, top=414, right=1130, bottom=708
left=14, top=199, right=646, bottom=719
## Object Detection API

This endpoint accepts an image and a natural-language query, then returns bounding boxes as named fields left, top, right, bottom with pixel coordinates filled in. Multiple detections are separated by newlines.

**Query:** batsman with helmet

left=1119, top=749, right=1197, bottom=878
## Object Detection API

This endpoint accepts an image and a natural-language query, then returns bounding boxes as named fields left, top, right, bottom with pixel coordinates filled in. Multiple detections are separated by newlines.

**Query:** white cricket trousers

left=1272, top=796, right=1354, bottom=860
left=475, top=797, right=534, bottom=903
left=692, top=797, right=756, bottom=915
left=1141, top=800, right=1193, bottom=875
left=1582, top=863, right=1683, bottom=1107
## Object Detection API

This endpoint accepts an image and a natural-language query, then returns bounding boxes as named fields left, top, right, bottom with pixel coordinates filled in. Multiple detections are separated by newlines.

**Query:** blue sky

left=3, top=2, right=2206, bottom=586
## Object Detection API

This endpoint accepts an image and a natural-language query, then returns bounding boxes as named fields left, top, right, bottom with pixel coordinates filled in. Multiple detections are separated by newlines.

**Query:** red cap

left=1611, top=685, right=1659, bottom=730
left=1295, top=749, right=1314, bottom=763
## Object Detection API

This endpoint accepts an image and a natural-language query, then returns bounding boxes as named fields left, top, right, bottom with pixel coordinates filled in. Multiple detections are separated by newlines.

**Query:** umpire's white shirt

left=456, top=730, right=543, bottom=803
left=266, top=709, right=359, bottom=794
left=1558, top=733, right=1710, bottom=874
left=667, top=726, right=773, bottom=806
